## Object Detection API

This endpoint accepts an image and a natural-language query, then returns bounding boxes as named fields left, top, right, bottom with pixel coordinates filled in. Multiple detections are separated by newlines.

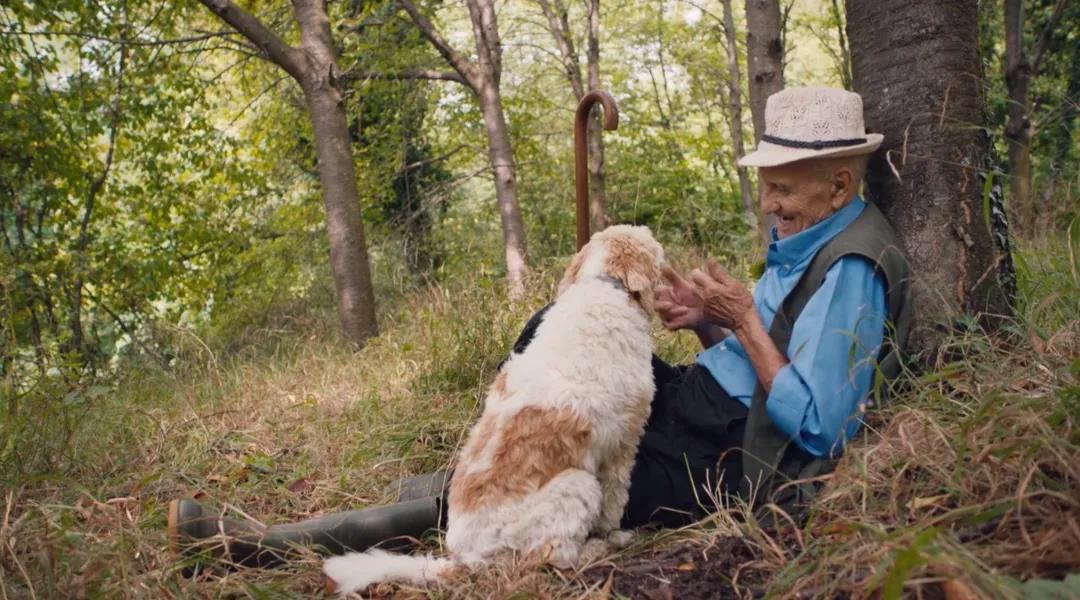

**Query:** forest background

left=1, top=0, right=1078, bottom=598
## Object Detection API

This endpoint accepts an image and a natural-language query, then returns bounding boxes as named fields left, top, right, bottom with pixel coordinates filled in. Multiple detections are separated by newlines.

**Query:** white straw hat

left=739, top=87, right=883, bottom=167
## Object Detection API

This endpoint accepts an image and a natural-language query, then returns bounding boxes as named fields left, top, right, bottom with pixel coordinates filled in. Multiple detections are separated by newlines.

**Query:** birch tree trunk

left=744, top=0, right=784, bottom=236
left=745, top=0, right=784, bottom=142
left=536, top=0, right=609, bottom=234
left=585, top=0, right=609, bottom=233
left=401, top=0, right=529, bottom=298
left=846, top=0, right=1013, bottom=356
left=478, top=80, right=530, bottom=298
left=721, top=0, right=755, bottom=219
left=198, top=0, right=378, bottom=347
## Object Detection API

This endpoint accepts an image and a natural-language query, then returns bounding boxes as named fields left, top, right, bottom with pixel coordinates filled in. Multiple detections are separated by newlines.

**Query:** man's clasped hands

left=654, top=262, right=756, bottom=337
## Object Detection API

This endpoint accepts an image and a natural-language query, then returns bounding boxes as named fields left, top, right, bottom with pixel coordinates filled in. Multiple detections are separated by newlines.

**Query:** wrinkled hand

left=688, top=260, right=756, bottom=332
left=654, top=266, right=705, bottom=331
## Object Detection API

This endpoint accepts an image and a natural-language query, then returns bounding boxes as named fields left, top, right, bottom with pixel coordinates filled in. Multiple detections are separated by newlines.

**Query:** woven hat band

left=760, top=134, right=868, bottom=150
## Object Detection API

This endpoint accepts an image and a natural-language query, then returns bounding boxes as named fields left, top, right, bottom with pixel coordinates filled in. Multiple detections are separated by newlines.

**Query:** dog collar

left=596, top=275, right=626, bottom=291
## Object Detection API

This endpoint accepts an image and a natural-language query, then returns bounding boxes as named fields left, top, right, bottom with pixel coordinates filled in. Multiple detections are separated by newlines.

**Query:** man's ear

left=831, top=167, right=854, bottom=209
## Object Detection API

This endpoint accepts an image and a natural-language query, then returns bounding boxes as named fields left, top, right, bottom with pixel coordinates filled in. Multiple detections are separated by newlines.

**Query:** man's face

left=759, top=159, right=850, bottom=239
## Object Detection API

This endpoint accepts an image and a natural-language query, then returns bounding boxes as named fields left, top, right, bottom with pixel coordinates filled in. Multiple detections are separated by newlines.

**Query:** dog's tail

left=323, top=549, right=453, bottom=595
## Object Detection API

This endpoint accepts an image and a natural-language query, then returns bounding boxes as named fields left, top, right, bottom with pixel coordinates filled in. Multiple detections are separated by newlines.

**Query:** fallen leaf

left=942, top=578, right=980, bottom=600
left=676, top=562, right=697, bottom=572
left=909, top=494, right=949, bottom=511
left=289, top=476, right=317, bottom=494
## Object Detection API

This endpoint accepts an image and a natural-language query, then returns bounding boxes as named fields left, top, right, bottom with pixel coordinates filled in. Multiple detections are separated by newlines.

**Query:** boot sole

left=167, top=499, right=182, bottom=558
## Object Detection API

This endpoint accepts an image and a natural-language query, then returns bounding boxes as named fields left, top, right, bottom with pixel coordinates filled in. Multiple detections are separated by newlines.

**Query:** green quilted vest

left=738, top=200, right=913, bottom=516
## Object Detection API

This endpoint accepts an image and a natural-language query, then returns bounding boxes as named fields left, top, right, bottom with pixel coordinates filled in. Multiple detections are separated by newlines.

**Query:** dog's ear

left=603, top=237, right=661, bottom=313
left=557, top=244, right=589, bottom=296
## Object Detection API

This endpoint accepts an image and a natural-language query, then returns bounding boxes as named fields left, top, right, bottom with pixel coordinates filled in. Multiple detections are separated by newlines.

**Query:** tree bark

left=829, top=0, right=852, bottom=90
left=846, top=0, right=1013, bottom=356
left=744, top=0, right=785, bottom=142
left=400, top=0, right=529, bottom=298
left=478, top=79, right=530, bottom=298
left=1003, top=0, right=1068, bottom=233
left=536, top=0, right=610, bottom=234
left=585, top=0, right=608, bottom=234
left=720, top=0, right=755, bottom=220
left=1004, top=0, right=1034, bottom=233
left=198, top=0, right=378, bottom=347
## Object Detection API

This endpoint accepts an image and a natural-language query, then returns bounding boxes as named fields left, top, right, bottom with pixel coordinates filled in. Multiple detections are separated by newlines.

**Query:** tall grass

left=0, top=231, right=1076, bottom=599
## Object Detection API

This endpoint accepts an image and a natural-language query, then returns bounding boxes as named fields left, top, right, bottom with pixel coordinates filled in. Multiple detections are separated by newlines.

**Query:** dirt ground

left=582, top=536, right=768, bottom=600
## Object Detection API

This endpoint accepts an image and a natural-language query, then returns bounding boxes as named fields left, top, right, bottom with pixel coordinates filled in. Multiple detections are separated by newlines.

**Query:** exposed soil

left=583, top=536, right=768, bottom=600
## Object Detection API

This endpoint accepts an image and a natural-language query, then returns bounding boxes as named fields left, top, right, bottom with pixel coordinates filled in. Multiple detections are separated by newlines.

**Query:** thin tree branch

left=78, top=39, right=126, bottom=252
left=534, top=0, right=584, bottom=97
left=196, top=0, right=308, bottom=82
left=503, top=41, right=572, bottom=71
left=229, top=73, right=289, bottom=124
left=1030, top=0, right=1069, bottom=75
left=83, top=289, right=170, bottom=370
left=342, top=69, right=467, bottom=85
left=401, top=144, right=469, bottom=172
left=398, top=0, right=480, bottom=90
left=0, top=28, right=239, bottom=47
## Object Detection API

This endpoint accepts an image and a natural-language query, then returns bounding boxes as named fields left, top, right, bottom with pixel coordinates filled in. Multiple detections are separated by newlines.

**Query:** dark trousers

left=509, top=306, right=749, bottom=530
left=620, top=357, right=749, bottom=528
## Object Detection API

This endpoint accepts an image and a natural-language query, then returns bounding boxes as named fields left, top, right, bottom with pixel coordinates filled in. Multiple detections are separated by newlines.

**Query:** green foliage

left=339, top=0, right=453, bottom=273
left=0, top=1, right=1078, bottom=596
left=980, top=0, right=1080, bottom=218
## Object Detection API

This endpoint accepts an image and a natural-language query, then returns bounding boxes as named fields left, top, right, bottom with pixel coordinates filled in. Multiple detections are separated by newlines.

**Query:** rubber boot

left=169, top=496, right=442, bottom=569
left=384, top=470, right=451, bottom=502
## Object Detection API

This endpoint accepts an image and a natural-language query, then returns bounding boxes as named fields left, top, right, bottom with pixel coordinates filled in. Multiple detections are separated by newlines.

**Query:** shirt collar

left=767, top=197, right=866, bottom=267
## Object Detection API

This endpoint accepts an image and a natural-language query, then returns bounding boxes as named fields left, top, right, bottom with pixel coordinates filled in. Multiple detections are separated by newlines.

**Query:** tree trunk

left=721, top=0, right=756, bottom=220
left=1004, top=0, right=1034, bottom=233
left=468, top=0, right=528, bottom=298
left=401, top=0, right=529, bottom=297
left=303, top=86, right=379, bottom=346
left=294, top=0, right=379, bottom=347
left=585, top=0, right=609, bottom=234
left=745, top=0, right=785, bottom=142
left=846, top=0, right=1013, bottom=356
left=1002, top=0, right=1068, bottom=233
left=536, top=0, right=609, bottom=234
left=198, top=0, right=379, bottom=347
left=829, top=0, right=852, bottom=90
left=477, top=78, right=530, bottom=298
left=745, top=0, right=784, bottom=236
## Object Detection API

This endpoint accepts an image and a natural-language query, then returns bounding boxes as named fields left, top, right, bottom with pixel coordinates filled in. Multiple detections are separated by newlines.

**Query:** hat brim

left=738, top=133, right=883, bottom=168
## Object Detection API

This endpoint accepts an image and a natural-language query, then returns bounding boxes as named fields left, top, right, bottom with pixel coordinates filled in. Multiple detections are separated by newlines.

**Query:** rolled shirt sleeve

left=764, top=255, right=888, bottom=458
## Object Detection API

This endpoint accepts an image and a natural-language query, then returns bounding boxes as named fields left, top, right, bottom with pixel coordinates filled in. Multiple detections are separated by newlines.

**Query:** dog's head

left=557, top=225, right=666, bottom=313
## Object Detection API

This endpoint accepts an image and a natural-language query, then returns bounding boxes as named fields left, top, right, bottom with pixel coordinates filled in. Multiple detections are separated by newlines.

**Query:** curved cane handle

left=575, top=91, right=619, bottom=250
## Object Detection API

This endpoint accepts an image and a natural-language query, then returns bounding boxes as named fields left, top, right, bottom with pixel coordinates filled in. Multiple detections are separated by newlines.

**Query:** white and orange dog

left=324, top=225, right=666, bottom=594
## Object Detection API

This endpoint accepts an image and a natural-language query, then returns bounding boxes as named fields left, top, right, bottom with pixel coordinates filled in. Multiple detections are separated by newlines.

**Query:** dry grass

left=0, top=238, right=1077, bottom=599
left=748, top=338, right=1079, bottom=599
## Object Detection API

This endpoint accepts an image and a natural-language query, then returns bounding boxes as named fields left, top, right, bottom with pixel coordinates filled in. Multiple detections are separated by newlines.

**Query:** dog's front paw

left=606, top=529, right=634, bottom=549
left=577, top=538, right=612, bottom=566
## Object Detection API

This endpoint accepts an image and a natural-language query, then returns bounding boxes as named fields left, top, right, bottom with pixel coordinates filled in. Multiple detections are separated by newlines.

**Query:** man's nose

left=760, top=195, right=779, bottom=215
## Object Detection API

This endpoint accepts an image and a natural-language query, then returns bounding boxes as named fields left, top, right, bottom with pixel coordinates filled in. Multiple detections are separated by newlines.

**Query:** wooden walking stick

left=575, top=91, right=619, bottom=250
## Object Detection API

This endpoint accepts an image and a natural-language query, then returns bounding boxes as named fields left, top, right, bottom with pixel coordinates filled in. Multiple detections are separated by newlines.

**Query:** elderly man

left=170, top=87, right=910, bottom=564
left=622, top=87, right=911, bottom=526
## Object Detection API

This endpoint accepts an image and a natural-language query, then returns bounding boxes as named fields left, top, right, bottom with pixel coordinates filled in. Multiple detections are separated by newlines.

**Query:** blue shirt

left=697, top=198, right=888, bottom=458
